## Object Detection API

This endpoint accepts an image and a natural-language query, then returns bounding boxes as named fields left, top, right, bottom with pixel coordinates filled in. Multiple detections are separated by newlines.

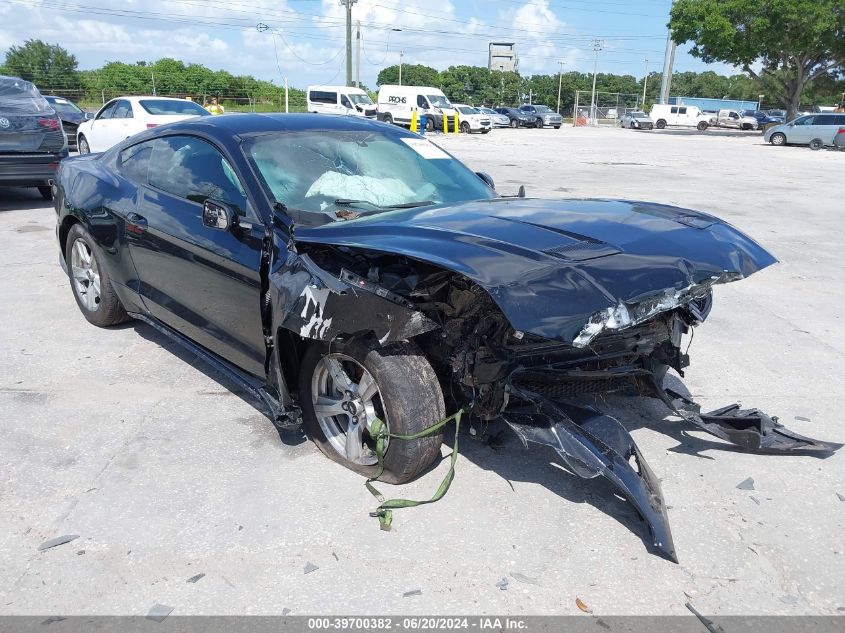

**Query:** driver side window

left=147, top=135, right=249, bottom=216
left=97, top=101, right=117, bottom=120
left=417, top=95, right=428, bottom=109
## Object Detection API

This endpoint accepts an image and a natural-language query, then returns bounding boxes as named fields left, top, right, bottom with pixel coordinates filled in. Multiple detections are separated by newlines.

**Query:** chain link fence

left=572, top=90, right=644, bottom=126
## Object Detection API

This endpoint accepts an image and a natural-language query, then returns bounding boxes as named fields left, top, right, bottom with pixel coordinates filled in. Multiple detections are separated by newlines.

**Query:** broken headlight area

left=287, top=244, right=840, bottom=561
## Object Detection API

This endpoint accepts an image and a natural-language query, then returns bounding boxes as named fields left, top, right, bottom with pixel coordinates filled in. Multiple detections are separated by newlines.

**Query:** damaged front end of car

left=264, top=198, right=841, bottom=562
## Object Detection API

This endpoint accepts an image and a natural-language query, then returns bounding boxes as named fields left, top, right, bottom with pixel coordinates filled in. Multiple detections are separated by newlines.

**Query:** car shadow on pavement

left=131, top=320, right=308, bottom=448
left=0, top=187, right=52, bottom=212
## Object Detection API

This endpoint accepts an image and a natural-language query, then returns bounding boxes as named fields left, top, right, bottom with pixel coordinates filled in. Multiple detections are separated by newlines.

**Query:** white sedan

left=76, top=96, right=211, bottom=154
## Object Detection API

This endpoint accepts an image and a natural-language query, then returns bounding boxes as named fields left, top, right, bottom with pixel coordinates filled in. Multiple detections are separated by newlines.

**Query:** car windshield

left=46, top=97, right=84, bottom=115
left=348, top=93, right=373, bottom=105
left=457, top=106, right=478, bottom=114
left=244, top=129, right=495, bottom=220
left=427, top=94, right=451, bottom=108
left=0, top=76, right=51, bottom=114
left=139, top=99, right=211, bottom=116
left=533, top=105, right=551, bottom=113
left=632, top=112, right=649, bottom=119
left=480, top=108, right=497, bottom=115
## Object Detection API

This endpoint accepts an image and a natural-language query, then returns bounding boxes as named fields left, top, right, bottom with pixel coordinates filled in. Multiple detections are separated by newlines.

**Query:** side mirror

left=476, top=171, right=495, bottom=190
left=84, top=112, right=95, bottom=120
left=202, top=199, right=236, bottom=230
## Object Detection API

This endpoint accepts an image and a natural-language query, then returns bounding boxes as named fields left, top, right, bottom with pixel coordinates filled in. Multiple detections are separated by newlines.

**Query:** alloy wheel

left=70, top=238, right=101, bottom=312
left=311, top=353, right=388, bottom=466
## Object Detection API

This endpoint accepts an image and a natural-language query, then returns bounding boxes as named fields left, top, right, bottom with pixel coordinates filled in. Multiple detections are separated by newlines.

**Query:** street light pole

left=355, top=20, right=361, bottom=88
left=340, top=0, right=358, bottom=87
left=589, top=39, right=603, bottom=125
left=642, top=59, right=648, bottom=106
left=399, top=51, right=403, bottom=86
left=556, top=60, right=564, bottom=114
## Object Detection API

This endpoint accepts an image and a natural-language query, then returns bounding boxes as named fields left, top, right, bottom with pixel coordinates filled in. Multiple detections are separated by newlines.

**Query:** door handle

left=126, top=212, right=148, bottom=235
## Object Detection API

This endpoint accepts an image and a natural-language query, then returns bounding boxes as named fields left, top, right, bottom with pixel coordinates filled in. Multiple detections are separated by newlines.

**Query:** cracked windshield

left=244, top=129, right=494, bottom=222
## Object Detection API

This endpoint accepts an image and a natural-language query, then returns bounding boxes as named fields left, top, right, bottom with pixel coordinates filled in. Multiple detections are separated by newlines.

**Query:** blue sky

left=0, top=0, right=734, bottom=90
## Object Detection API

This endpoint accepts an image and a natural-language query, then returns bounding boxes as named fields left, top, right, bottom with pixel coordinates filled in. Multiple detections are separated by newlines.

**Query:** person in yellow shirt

left=206, top=97, right=225, bottom=115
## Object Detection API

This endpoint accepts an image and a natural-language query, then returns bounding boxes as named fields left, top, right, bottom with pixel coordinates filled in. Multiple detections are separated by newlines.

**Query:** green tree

left=376, top=64, right=440, bottom=87
left=1, top=39, right=81, bottom=90
left=670, top=0, right=845, bottom=119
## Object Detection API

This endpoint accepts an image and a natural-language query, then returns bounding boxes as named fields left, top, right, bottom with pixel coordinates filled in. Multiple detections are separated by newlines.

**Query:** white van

left=377, top=85, right=456, bottom=131
left=306, top=85, right=377, bottom=118
left=649, top=104, right=712, bottom=130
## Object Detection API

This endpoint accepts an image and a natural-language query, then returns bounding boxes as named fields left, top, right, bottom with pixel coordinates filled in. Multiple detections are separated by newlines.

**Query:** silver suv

left=764, top=113, right=845, bottom=147
left=518, top=104, right=563, bottom=129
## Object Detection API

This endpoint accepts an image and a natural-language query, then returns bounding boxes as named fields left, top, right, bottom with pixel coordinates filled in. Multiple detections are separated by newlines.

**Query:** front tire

left=65, top=224, right=128, bottom=327
left=383, top=113, right=394, bottom=126
left=510, top=119, right=518, bottom=128
left=299, top=340, right=445, bottom=484
left=535, top=119, right=543, bottom=129
left=460, top=121, right=470, bottom=134
left=78, top=135, right=90, bottom=154
left=770, top=132, right=786, bottom=146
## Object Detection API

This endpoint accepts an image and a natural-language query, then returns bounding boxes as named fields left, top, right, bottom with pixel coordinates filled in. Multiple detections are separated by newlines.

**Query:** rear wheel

left=770, top=132, right=786, bottom=146
left=299, top=340, right=445, bottom=484
left=65, top=224, right=128, bottom=327
left=655, top=119, right=666, bottom=129
left=78, top=135, right=90, bottom=154
left=809, top=138, right=824, bottom=151
left=535, top=119, right=543, bottom=129
left=697, top=121, right=709, bottom=131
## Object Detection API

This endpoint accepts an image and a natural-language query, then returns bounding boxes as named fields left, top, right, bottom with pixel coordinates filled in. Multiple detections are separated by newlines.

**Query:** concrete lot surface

left=1, top=126, right=843, bottom=616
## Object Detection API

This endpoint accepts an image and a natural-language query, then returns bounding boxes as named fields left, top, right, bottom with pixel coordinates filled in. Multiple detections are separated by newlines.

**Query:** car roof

left=108, top=96, right=191, bottom=104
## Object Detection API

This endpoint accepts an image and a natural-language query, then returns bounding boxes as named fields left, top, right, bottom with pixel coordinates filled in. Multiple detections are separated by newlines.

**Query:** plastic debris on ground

left=37, top=535, right=79, bottom=551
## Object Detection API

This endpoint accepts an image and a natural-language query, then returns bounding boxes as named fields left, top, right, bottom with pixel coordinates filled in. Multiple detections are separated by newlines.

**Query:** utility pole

left=642, top=59, right=648, bottom=106
left=658, top=0, right=677, bottom=104
left=340, top=0, right=357, bottom=87
left=151, top=71, right=156, bottom=96
left=399, top=51, right=403, bottom=86
left=355, top=20, right=361, bottom=88
left=589, top=39, right=603, bottom=125
left=556, top=60, right=564, bottom=114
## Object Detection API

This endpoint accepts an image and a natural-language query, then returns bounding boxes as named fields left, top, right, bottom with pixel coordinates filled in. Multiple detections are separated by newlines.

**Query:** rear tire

left=770, top=132, right=786, bottom=146
left=535, top=119, right=543, bottom=129
left=697, top=121, right=709, bottom=131
left=655, top=119, right=666, bottom=129
left=809, top=138, right=824, bottom=151
left=299, top=340, right=445, bottom=484
left=65, top=223, right=129, bottom=327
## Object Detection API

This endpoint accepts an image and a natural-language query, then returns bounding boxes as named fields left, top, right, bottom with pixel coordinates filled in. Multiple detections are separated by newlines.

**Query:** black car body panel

left=0, top=76, right=67, bottom=188
left=53, top=113, right=839, bottom=562
left=294, top=197, right=776, bottom=344
left=44, top=95, right=88, bottom=149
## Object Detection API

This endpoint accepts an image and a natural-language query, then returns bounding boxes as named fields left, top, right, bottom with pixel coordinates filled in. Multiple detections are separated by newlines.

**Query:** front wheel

left=510, top=119, right=518, bottom=128
left=425, top=117, right=434, bottom=132
left=383, top=113, right=394, bottom=125
left=77, top=135, right=90, bottom=154
left=299, top=340, right=445, bottom=484
left=655, top=119, right=666, bottom=129
left=460, top=121, right=470, bottom=134
left=535, top=119, right=543, bottom=129
left=770, top=132, right=786, bottom=146
left=65, top=223, right=129, bottom=327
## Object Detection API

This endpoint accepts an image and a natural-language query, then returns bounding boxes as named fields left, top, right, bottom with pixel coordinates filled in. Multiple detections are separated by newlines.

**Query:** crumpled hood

left=295, top=198, right=777, bottom=343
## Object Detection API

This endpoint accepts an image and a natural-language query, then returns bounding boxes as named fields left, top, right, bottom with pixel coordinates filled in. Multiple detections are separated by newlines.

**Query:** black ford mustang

left=53, top=114, right=839, bottom=561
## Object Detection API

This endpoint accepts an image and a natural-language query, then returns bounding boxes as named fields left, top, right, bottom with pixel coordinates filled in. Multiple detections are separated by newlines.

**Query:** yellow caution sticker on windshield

left=400, top=137, right=450, bottom=160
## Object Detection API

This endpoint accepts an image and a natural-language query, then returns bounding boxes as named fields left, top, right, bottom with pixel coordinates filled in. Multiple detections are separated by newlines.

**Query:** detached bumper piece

left=501, top=386, right=677, bottom=563
left=660, top=388, right=843, bottom=455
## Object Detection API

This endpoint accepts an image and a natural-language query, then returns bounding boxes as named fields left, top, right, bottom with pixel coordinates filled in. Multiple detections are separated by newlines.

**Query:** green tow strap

left=365, top=408, right=465, bottom=531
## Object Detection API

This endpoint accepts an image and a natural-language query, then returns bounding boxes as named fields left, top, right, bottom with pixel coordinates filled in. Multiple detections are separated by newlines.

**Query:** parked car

left=766, top=109, right=787, bottom=119
left=307, top=85, right=376, bottom=118
left=452, top=104, right=491, bottom=134
left=44, top=95, right=92, bottom=149
left=76, top=96, right=210, bottom=154
left=494, top=107, right=536, bottom=128
left=0, top=75, right=67, bottom=199
left=649, top=104, right=711, bottom=130
left=764, top=113, right=845, bottom=147
left=53, top=113, right=839, bottom=562
left=620, top=111, right=654, bottom=130
left=518, top=104, right=562, bottom=128
left=742, top=110, right=784, bottom=130
left=708, top=109, right=758, bottom=130
left=478, top=107, right=510, bottom=128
